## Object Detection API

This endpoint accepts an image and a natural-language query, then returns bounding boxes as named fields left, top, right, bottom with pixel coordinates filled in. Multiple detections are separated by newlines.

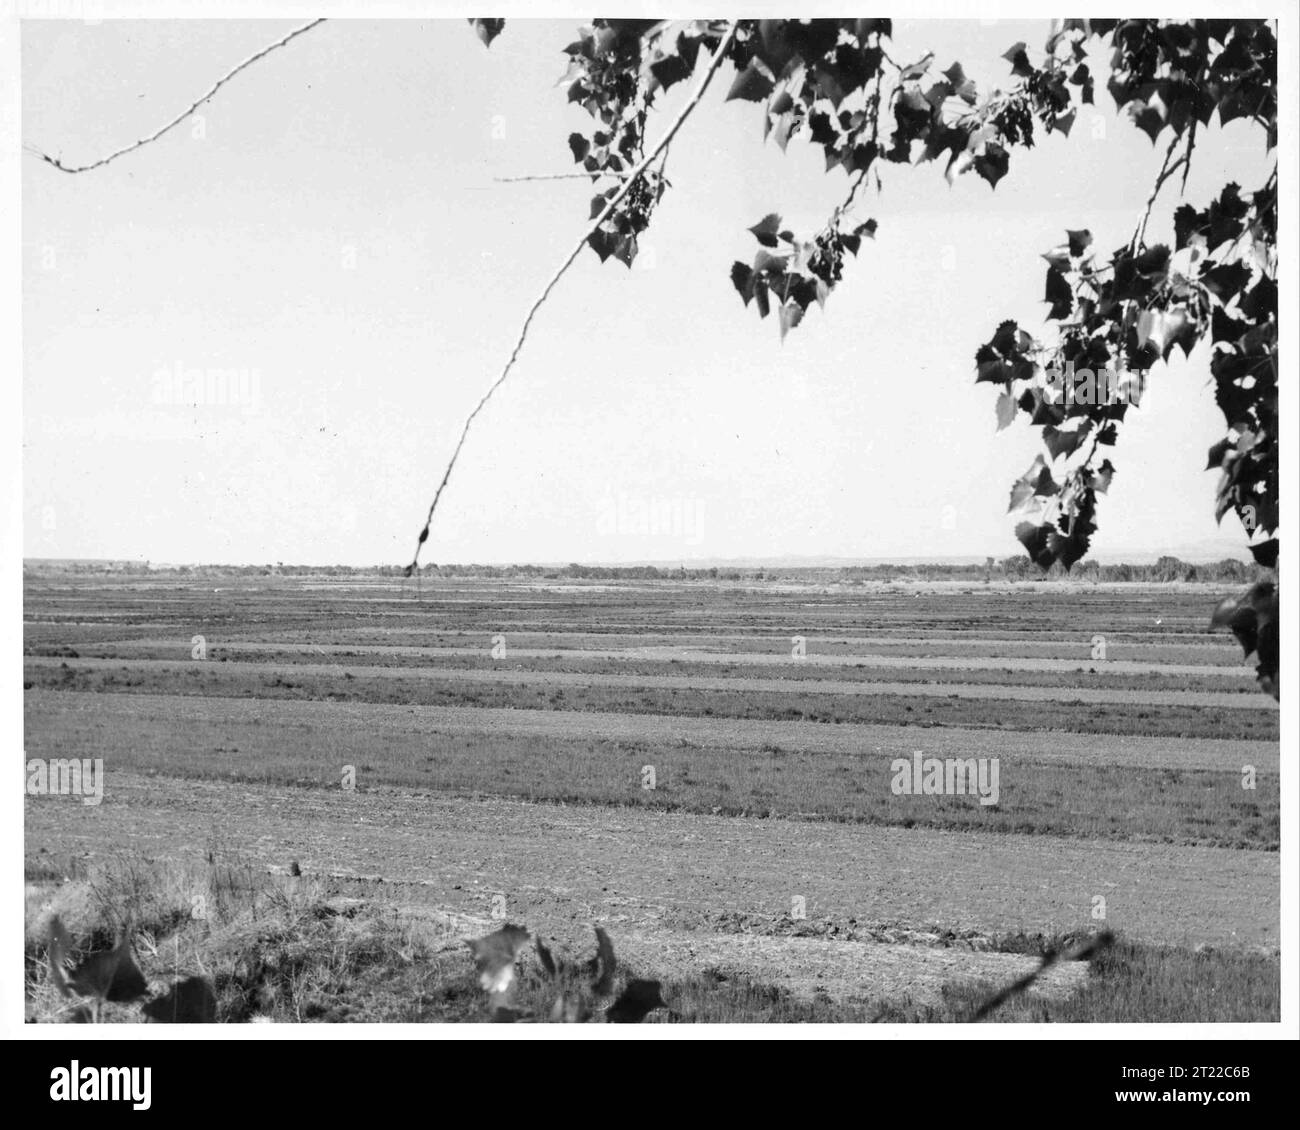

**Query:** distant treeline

left=25, top=556, right=1266, bottom=584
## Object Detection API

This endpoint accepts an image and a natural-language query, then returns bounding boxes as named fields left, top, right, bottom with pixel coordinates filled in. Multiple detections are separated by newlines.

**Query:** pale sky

left=21, top=18, right=1273, bottom=564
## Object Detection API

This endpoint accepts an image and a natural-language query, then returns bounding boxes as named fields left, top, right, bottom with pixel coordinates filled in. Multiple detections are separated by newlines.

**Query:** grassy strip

left=672, top=938, right=1280, bottom=1022
left=947, top=938, right=1280, bottom=1023
left=26, top=663, right=1279, bottom=741
left=23, top=624, right=1246, bottom=660
left=24, top=704, right=1278, bottom=847
left=34, top=645, right=1254, bottom=694
left=25, top=631, right=1245, bottom=664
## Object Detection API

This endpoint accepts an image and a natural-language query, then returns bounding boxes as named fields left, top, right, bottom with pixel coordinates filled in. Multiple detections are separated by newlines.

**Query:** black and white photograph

left=7, top=2, right=1295, bottom=1060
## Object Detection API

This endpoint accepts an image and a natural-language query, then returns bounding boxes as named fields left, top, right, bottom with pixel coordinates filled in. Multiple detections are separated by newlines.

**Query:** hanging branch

left=26, top=18, right=328, bottom=174
left=403, top=21, right=739, bottom=575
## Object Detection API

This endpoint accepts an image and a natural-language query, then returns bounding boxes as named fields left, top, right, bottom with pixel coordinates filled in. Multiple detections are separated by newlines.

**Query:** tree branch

left=405, top=22, right=740, bottom=574
left=27, top=18, right=327, bottom=174
left=833, top=167, right=871, bottom=221
left=1130, top=130, right=1192, bottom=251
left=1179, top=119, right=1197, bottom=195
left=493, top=172, right=628, bottom=183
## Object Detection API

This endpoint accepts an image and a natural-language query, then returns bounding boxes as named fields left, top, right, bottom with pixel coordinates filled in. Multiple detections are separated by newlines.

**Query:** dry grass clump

left=25, top=846, right=452, bottom=1023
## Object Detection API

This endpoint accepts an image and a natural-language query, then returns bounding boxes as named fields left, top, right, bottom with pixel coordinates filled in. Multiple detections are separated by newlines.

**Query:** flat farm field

left=23, top=573, right=1281, bottom=1023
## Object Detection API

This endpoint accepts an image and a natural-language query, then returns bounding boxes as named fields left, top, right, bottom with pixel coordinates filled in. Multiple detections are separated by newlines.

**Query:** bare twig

left=494, top=171, right=628, bottom=183
left=28, top=18, right=327, bottom=174
left=833, top=168, right=871, bottom=222
left=404, top=22, right=740, bottom=574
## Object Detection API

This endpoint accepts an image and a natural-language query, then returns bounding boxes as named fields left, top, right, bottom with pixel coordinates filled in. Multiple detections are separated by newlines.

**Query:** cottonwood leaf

left=1209, top=593, right=1245, bottom=629
left=1041, top=246, right=1072, bottom=273
left=995, top=391, right=1018, bottom=431
left=1015, top=521, right=1055, bottom=570
left=1249, top=538, right=1278, bottom=569
left=942, top=61, right=978, bottom=104
left=588, top=189, right=617, bottom=219
left=727, top=56, right=776, bottom=102
left=1020, top=387, right=1066, bottom=427
left=748, top=213, right=785, bottom=248
left=1145, top=307, right=1199, bottom=359
left=1008, top=456, right=1057, bottom=512
left=974, top=143, right=1009, bottom=188
left=1007, top=478, right=1037, bottom=512
left=1173, top=204, right=1202, bottom=250
left=649, top=52, right=692, bottom=93
left=770, top=112, right=798, bottom=152
left=1044, top=267, right=1073, bottom=319
left=1092, top=459, right=1115, bottom=494
left=1043, top=422, right=1090, bottom=460
left=1047, top=524, right=1092, bottom=570
left=730, top=261, right=755, bottom=305
left=1238, top=277, right=1277, bottom=321
left=1201, top=261, right=1252, bottom=302
left=1001, top=42, right=1033, bottom=77
left=1066, top=229, right=1092, bottom=257
left=899, top=51, right=934, bottom=81
left=1128, top=100, right=1167, bottom=143
left=586, top=228, right=616, bottom=263
left=468, top=18, right=505, bottom=48
left=1024, top=455, right=1059, bottom=495
left=613, top=233, right=638, bottom=268
left=779, top=300, right=804, bottom=341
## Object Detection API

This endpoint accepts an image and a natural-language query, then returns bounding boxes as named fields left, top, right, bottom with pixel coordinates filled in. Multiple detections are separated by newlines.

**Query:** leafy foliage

left=958, top=21, right=1277, bottom=692
left=973, top=21, right=1277, bottom=573
left=553, top=19, right=891, bottom=307
left=467, top=18, right=504, bottom=49
left=954, top=21, right=1276, bottom=691
left=471, top=18, right=1278, bottom=693
left=559, top=20, right=729, bottom=269
left=1210, top=580, right=1279, bottom=700
left=730, top=212, right=877, bottom=339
